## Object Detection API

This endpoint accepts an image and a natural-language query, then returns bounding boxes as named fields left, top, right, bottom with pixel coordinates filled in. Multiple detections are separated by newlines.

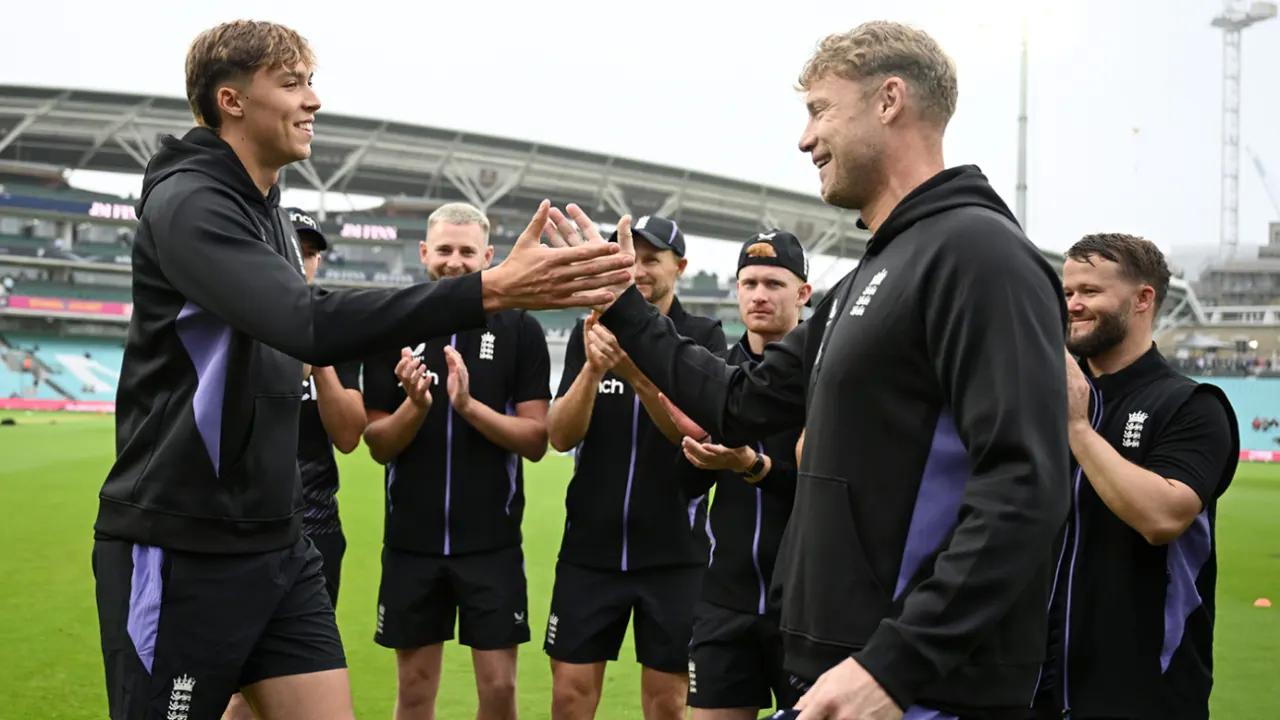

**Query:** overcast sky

left=5, top=0, right=1279, bottom=278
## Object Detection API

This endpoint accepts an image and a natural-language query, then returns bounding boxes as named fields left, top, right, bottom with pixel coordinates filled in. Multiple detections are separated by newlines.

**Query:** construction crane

left=1211, top=0, right=1277, bottom=258
left=1247, top=147, right=1280, bottom=219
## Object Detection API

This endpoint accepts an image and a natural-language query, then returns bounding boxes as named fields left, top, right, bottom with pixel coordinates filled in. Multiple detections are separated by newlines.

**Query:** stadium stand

left=318, top=259, right=396, bottom=281
left=0, top=333, right=124, bottom=401
left=0, top=83, right=1221, bottom=419
left=331, top=213, right=428, bottom=237
left=0, top=340, right=66, bottom=400
left=10, top=280, right=131, bottom=302
left=0, top=234, right=61, bottom=256
left=0, top=180, right=130, bottom=204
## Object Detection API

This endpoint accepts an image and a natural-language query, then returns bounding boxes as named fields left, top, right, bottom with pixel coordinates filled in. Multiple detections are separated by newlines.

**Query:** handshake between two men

left=477, top=200, right=640, bottom=313
left=472, top=199, right=757, bottom=477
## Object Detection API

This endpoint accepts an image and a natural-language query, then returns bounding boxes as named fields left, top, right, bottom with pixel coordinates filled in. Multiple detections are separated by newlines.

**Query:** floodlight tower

left=1212, top=0, right=1277, bottom=258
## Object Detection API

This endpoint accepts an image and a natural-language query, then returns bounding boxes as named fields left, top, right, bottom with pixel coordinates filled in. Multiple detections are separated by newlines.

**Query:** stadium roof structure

left=0, top=84, right=1206, bottom=329
left=0, top=84, right=870, bottom=258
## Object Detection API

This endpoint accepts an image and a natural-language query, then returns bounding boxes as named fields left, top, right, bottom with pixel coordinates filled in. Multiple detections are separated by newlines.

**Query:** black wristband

left=740, top=451, right=766, bottom=479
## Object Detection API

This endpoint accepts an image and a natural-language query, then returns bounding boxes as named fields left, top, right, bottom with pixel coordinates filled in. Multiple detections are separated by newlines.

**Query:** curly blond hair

left=798, top=21, right=957, bottom=127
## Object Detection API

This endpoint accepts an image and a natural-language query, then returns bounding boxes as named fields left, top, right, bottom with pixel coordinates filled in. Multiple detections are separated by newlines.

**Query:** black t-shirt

left=297, top=362, right=361, bottom=536
left=1037, top=348, right=1237, bottom=719
left=1142, top=393, right=1233, bottom=505
left=677, top=335, right=800, bottom=615
left=363, top=309, right=550, bottom=556
left=555, top=297, right=725, bottom=571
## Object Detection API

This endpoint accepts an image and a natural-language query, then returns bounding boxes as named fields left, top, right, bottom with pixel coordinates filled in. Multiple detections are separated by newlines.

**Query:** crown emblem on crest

left=1122, top=411, right=1149, bottom=448
left=172, top=675, right=196, bottom=693
left=850, top=269, right=889, bottom=317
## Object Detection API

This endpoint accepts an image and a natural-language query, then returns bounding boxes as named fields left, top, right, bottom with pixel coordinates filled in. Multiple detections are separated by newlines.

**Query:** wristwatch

left=740, top=450, right=766, bottom=481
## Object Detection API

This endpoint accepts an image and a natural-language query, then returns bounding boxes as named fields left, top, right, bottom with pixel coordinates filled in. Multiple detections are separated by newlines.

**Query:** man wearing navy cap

left=545, top=215, right=725, bottom=719
left=283, top=207, right=366, bottom=609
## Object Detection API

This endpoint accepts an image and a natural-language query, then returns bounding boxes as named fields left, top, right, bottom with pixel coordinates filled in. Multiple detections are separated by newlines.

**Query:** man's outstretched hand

left=542, top=204, right=637, bottom=314
left=481, top=200, right=635, bottom=312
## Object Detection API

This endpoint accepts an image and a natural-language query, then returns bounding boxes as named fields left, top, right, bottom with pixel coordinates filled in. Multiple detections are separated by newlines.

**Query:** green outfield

left=1, top=411, right=1276, bottom=718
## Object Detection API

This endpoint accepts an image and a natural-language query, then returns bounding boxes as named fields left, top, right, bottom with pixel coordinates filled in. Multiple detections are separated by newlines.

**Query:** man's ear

left=215, top=78, right=250, bottom=124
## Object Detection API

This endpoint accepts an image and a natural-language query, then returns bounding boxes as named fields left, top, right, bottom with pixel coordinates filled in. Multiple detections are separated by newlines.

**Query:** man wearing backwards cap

left=677, top=230, right=810, bottom=720
left=545, top=214, right=725, bottom=719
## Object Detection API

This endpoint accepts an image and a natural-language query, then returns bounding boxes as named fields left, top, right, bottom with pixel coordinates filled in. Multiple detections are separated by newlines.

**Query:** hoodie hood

left=863, top=165, right=1017, bottom=253
left=137, top=127, right=279, bottom=215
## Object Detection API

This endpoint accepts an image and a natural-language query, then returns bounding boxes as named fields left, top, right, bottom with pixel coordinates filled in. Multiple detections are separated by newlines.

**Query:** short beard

left=823, top=141, right=885, bottom=212
left=643, top=284, right=672, bottom=307
left=1067, top=304, right=1131, bottom=359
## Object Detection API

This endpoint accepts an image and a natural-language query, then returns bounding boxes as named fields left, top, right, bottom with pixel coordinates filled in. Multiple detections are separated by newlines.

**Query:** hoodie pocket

left=220, top=394, right=301, bottom=521
left=114, top=391, right=172, bottom=502
left=778, top=472, right=892, bottom=649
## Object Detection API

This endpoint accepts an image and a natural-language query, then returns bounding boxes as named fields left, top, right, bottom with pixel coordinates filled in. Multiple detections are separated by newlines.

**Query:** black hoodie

left=95, top=128, right=485, bottom=554
left=601, top=166, right=1070, bottom=714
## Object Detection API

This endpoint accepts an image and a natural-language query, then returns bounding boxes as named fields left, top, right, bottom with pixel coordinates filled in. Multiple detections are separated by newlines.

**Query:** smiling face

left=185, top=21, right=319, bottom=171
left=1063, top=255, right=1147, bottom=358
left=220, top=61, right=321, bottom=168
left=798, top=73, right=888, bottom=211
left=634, top=238, right=686, bottom=307
left=420, top=222, right=493, bottom=280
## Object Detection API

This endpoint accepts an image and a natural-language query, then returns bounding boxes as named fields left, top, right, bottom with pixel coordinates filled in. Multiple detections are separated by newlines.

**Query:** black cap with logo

left=736, top=229, right=808, bottom=281
left=609, top=215, right=686, bottom=257
left=286, top=207, right=328, bottom=250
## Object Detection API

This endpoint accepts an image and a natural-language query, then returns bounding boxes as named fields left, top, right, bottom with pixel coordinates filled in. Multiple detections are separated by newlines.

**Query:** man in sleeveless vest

left=1032, top=234, right=1239, bottom=719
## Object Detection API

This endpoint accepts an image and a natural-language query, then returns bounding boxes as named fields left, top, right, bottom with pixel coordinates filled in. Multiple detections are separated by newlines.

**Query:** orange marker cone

left=1253, top=598, right=1272, bottom=608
